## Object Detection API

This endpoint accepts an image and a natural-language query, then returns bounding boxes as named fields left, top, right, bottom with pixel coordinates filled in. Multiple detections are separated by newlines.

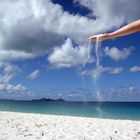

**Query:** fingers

left=87, top=36, right=96, bottom=40
left=88, top=34, right=107, bottom=41
left=88, top=34, right=103, bottom=40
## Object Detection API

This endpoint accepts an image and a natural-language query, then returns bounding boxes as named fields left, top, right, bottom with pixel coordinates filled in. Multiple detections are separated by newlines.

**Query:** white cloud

left=74, top=0, right=140, bottom=23
left=130, top=66, right=140, bottom=72
left=128, top=85, right=134, bottom=91
left=0, top=62, right=28, bottom=94
left=0, top=50, right=34, bottom=61
left=107, top=67, right=123, bottom=74
left=80, top=66, right=123, bottom=77
left=0, top=0, right=139, bottom=61
left=32, top=85, right=140, bottom=101
left=104, top=47, right=133, bottom=61
left=27, top=69, right=40, bottom=80
left=0, top=0, right=93, bottom=61
left=0, top=62, right=18, bottom=83
left=48, top=38, right=93, bottom=68
left=0, top=83, right=26, bottom=93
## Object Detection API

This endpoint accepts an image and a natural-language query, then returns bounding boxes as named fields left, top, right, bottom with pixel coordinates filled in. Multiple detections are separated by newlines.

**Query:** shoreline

left=0, top=111, right=140, bottom=140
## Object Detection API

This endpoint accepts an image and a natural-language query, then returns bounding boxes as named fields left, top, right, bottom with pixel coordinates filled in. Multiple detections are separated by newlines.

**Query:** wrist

left=108, top=32, right=116, bottom=39
left=106, top=33, right=112, bottom=39
left=101, top=33, right=111, bottom=41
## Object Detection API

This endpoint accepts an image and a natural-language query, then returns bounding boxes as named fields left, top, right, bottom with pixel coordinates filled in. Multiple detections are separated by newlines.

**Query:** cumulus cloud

left=104, top=47, right=133, bottom=61
left=0, top=0, right=92, bottom=61
left=48, top=38, right=93, bottom=68
left=27, top=69, right=40, bottom=80
left=130, top=66, right=140, bottom=72
left=0, top=0, right=139, bottom=61
left=0, top=83, right=26, bottom=93
left=74, top=0, right=140, bottom=23
left=80, top=66, right=123, bottom=77
left=0, top=62, right=28, bottom=94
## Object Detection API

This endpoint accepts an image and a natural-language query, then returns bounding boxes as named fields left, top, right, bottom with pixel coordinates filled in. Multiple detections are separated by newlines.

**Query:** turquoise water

left=0, top=100, right=140, bottom=120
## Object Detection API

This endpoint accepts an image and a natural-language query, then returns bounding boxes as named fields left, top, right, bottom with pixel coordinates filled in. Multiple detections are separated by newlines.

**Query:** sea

left=0, top=100, right=140, bottom=120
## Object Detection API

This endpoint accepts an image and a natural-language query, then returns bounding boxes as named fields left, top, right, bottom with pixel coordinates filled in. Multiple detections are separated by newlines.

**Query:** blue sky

left=0, top=0, right=140, bottom=101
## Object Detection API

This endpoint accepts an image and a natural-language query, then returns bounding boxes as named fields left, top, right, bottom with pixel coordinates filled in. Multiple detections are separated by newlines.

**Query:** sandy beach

left=0, top=111, right=140, bottom=140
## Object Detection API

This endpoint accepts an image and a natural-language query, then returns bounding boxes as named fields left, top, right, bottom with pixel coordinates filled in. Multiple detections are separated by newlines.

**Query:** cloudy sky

left=0, top=0, right=140, bottom=101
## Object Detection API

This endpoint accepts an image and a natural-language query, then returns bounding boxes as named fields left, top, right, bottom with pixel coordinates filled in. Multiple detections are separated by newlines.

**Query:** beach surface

left=0, top=111, right=140, bottom=140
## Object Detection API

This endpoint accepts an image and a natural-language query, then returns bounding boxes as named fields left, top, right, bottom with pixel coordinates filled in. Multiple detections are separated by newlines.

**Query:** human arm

left=88, top=19, right=140, bottom=41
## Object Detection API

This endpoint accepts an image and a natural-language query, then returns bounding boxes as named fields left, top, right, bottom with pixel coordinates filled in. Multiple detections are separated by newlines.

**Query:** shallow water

left=0, top=100, right=140, bottom=120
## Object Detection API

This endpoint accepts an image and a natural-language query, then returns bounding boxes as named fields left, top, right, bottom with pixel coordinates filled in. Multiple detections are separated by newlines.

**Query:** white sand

left=0, top=111, right=140, bottom=140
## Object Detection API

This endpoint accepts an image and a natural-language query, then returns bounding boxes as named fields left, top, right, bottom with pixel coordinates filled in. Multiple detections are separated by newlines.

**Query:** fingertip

left=87, top=37, right=91, bottom=40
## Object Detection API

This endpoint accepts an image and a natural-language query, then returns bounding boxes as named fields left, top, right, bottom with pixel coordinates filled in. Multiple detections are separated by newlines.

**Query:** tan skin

left=88, top=19, right=140, bottom=41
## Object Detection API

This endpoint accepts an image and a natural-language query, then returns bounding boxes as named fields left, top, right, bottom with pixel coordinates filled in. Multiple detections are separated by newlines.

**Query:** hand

left=88, top=33, right=110, bottom=41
